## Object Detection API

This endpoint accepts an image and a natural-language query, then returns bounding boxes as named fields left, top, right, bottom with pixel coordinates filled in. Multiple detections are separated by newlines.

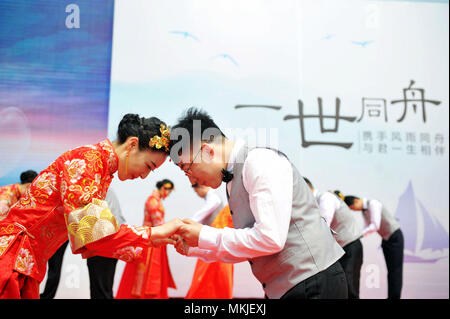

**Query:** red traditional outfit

left=0, top=139, right=154, bottom=299
left=0, top=183, right=26, bottom=221
left=116, top=190, right=176, bottom=299
left=185, top=205, right=234, bottom=299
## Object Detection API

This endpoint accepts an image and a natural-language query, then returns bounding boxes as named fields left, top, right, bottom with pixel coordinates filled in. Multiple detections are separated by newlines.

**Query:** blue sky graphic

left=0, top=0, right=114, bottom=185
left=0, top=0, right=114, bottom=131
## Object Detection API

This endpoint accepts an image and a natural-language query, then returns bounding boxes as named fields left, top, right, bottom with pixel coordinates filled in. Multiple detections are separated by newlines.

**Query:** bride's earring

left=125, top=152, right=129, bottom=176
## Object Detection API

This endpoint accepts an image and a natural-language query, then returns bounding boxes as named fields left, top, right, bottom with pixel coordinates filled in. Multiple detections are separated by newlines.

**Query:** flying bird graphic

left=169, top=31, right=200, bottom=42
left=210, top=54, right=239, bottom=67
left=351, top=40, right=374, bottom=47
left=322, top=34, right=336, bottom=40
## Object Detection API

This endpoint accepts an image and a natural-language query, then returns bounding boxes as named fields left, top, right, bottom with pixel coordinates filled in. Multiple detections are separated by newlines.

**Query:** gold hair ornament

left=149, top=124, right=170, bottom=152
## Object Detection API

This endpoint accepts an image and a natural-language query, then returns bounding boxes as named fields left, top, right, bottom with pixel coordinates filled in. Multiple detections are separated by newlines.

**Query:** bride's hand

left=150, top=218, right=184, bottom=240
left=173, top=234, right=190, bottom=256
left=149, top=238, right=176, bottom=247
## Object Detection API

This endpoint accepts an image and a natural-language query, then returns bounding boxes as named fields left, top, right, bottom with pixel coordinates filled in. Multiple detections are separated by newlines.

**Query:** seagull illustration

left=210, top=54, right=239, bottom=67
left=351, top=40, right=374, bottom=47
left=169, top=31, right=200, bottom=42
left=322, top=33, right=335, bottom=40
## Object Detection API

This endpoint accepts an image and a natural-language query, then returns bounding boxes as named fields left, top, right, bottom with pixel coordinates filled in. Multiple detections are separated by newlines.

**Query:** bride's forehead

left=143, top=150, right=165, bottom=161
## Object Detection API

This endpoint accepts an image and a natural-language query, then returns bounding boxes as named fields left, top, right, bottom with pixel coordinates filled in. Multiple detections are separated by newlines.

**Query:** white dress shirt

left=313, top=189, right=341, bottom=227
left=191, top=189, right=222, bottom=224
left=106, top=187, right=126, bottom=225
left=187, top=140, right=293, bottom=263
left=362, top=198, right=382, bottom=236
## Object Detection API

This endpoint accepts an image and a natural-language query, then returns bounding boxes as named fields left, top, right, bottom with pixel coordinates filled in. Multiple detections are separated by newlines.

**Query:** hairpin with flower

left=149, top=124, right=171, bottom=152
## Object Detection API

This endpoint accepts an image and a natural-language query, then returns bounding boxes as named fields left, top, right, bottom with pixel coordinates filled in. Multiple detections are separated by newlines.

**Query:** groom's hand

left=177, top=218, right=203, bottom=247
left=172, top=234, right=190, bottom=255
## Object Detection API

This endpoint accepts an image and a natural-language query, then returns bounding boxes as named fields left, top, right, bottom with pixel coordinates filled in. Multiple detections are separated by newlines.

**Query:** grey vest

left=364, top=199, right=400, bottom=241
left=227, top=146, right=344, bottom=299
left=316, top=191, right=362, bottom=248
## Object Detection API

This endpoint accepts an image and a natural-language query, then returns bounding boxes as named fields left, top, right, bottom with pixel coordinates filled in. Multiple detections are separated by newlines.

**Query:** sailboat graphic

left=395, top=181, right=449, bottom=263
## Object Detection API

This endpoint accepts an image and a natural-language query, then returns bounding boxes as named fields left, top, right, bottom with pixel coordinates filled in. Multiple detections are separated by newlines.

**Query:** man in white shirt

left=190, top=184, right=223, bottom=225
left=344, top=195, right=404, bottom=299
left=169, top=107, right=347, bottom=299
left=303, top=178, right=363, bottom=299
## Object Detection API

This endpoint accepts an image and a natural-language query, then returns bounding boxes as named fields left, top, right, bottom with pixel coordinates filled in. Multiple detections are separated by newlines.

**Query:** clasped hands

left=149, top=218, right=203, bottom=256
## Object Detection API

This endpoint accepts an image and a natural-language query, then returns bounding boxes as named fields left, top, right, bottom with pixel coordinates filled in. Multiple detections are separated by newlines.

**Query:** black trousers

left=40, top=240, right=69, bottom=299
left=381, top=229, right=404, bottom=299
left=339, top=238, right=363, bottom=299
left=86, top=255, right=118, bottom=299
left=40, top=240, right=118, bottom=299
left=281, top=261, right=348, bottom=299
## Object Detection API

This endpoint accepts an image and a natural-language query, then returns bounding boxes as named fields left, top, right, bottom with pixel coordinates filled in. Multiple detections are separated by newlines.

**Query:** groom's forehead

left=173, top=149, right=193, bottom=165
left=170, top=137, right=204, bottom=164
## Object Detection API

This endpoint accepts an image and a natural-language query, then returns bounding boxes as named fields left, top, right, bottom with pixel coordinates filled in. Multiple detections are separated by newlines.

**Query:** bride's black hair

left=117, top=114, right=168, bottom=153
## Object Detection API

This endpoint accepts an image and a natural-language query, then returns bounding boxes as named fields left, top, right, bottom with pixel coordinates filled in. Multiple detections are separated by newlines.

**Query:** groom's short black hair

left=169, top=107, right=226, bottom=161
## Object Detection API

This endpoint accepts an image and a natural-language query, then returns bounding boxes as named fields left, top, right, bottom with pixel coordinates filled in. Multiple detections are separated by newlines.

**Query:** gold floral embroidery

left=79, top=182, right=100, bottom=203
left=0, top=224, right=15, bottom=234
left=112, top=246, right=143, bottom=263
left=66, top=198, right=119, bottom=252
left=16, top=192, right=37, bottom=209
left=126, top=225, right=150, bottom=240
left=94, top=173, right=101, bottom=185
left=83, top=150, right=103, bottom=172
left=61, top=180, right=68, bottom=198
left=63, top=192, right=77, bottom=211
left=100, top=140, right=118, bottom=174
left=33, top=172, right=57, bottom=197
left=0, top=235, right=15, bottom=256
left=0, top=200, right=9, bottom=221
left=64, top=159, right=86, bottom=184
left=66, top=179, right=100, bottom=206
left=15, top=248, right=34, bottom=275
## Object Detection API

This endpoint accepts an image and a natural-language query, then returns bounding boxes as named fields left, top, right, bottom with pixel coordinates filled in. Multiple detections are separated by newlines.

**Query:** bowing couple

left=0, top=107, right=348, bottom=299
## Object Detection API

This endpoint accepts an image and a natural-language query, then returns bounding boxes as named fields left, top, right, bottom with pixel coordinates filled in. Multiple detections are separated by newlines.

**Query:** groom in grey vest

left=170, top=107, right=348, bottom=299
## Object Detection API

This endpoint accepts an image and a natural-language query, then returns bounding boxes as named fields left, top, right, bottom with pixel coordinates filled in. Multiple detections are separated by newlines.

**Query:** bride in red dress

left=0, top=170, right=38, bottom=221
left=116, top=179, right=176, bottom=299
left=0, top=114, right=182, bottom=299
